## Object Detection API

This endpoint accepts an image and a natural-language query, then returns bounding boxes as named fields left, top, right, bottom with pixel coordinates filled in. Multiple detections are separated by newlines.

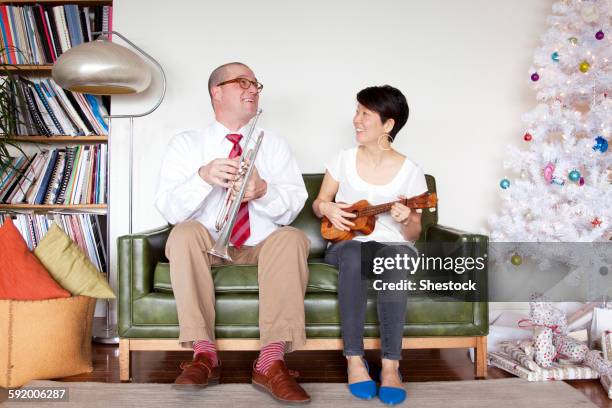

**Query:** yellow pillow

left=34, top=224, right=115, bottom=299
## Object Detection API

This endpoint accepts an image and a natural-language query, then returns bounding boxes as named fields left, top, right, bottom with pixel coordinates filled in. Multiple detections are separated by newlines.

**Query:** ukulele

left=320, top=192, right=438, bottom=242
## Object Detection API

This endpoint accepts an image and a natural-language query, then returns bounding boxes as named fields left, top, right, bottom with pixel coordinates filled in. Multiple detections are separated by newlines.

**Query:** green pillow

left=34, top=224, right=115, bottom=299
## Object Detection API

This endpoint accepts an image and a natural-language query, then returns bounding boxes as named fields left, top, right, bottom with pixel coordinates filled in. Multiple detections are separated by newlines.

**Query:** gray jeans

left=325, top=240, right=416, bottom=360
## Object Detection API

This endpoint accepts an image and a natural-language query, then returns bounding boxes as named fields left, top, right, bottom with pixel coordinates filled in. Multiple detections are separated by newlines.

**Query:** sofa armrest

left=118, top=225, right=171, bottom=336
left=425, top=224, right=485, bottom=245
left=424, top=224, right=489, bottom=303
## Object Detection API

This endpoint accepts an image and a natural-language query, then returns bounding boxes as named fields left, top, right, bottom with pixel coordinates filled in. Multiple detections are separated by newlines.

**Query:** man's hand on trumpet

left=198, top=158, right=240, bottom=188
left=230, top=164, right=267, bottom=202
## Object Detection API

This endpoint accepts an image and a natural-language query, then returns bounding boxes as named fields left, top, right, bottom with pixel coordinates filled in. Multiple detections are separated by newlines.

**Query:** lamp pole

left=53, top=30, right=166, bottom=344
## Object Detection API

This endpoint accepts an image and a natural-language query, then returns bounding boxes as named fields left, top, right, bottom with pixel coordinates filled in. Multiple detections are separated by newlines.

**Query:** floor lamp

left=53, top=31, right=166, bottom=344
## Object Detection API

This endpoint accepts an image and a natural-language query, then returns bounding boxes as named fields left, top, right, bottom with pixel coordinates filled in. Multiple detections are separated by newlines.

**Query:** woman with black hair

left=313, top=85, right=428, bottom=405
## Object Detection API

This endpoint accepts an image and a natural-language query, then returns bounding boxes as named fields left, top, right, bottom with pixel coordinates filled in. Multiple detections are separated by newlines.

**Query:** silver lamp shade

left=52, top=37, right=152, bottom=95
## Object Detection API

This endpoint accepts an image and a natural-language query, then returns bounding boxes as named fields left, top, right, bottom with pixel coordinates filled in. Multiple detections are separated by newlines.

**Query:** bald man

left=155, top=62, right=311, bottom=403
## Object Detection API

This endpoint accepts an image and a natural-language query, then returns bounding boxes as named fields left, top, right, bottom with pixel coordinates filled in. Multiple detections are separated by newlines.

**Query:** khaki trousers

left=165, top=221, right=310, bottom=352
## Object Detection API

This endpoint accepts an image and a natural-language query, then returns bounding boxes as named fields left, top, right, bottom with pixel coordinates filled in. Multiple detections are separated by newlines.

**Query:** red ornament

left=591, top=218, right=602, bottom=228
left=524, top=133, right=533, bottom=141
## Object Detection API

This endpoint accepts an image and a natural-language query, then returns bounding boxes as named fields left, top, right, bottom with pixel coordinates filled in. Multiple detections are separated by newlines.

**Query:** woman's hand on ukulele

left=320, top=202, right=356, bottom=231
left=391, top=197, right=413, bottom=224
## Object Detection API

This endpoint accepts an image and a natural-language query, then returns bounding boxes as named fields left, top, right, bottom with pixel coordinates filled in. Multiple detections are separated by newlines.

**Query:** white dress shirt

left=326, top=147, right=428, bottom=243
left=155, top=120, right=307, bottom=246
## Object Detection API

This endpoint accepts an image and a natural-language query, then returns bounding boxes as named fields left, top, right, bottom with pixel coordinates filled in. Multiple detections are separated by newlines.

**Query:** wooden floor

left=57, top=343, right=612, bottom=407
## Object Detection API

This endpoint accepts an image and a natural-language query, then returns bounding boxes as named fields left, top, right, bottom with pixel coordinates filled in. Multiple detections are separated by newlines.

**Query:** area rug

left=1, top=378, right=597, bottom=407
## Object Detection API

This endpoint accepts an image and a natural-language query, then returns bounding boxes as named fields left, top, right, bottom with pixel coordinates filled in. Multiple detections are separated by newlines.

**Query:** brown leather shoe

left=251, top=359, right=311, bottom=404
left=173, top=354, right=221, bottom=389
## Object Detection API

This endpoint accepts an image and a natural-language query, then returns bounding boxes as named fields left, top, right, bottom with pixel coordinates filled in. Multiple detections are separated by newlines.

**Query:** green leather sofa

left=118, top=174, right=489, bottom=381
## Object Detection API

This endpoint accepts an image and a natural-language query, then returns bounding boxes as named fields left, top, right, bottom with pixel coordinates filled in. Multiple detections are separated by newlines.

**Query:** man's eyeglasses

left=217, top=77, right=264, bottom=93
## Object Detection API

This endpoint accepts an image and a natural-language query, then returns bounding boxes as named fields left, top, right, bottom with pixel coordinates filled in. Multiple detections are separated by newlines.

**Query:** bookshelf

left=0, top=0, right=112, bottom=275
left=5, top=1, right=111, bottom=3
left=2, top=65, right=53, bottom=72
left=12, top=135, right=108, bottom=142
left=0, top=203, right=106, bottom=210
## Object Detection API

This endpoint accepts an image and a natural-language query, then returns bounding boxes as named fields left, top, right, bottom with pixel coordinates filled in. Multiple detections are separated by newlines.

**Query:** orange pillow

left=0, top=218, right=70, bottom=300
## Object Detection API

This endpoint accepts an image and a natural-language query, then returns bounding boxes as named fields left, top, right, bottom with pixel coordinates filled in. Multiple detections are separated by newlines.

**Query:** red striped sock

left=256, top=342, right=286, bottom=374
left=193, top=340, right=218, bottom=367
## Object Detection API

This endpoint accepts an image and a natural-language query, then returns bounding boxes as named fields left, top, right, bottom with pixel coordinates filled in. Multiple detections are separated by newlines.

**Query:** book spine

left=42, top=9, right=58, bottom=62
left=84, top=94, right=109, bottom=134
left=33, top=81, right=64, bottom=134
left=40, top=80, right=77, bottom=136
left=6, top=154, right=35, bottom=203
left=36, top=149, right=58, bottom=204
left=21, top=80, right=51, bottom=136
left=73, top=93, right=102, bottom=135
left=53, top=6, right=71, bottom=53
left=56, top=146, right=75, bottom=204
left=31, top=4, right=51, bottom=63
left=64, top=5, right=82, bottom=48
left=80, top=215, right=100, bottom=269
left=28, top=81, right=57, bottom=134
left=66, top=145, right=82, bottom=204
left=24, top=150, right=51, bottom=204
left=79, top=7, right=90, bottom=43
left=47, top=79, right=87, bottom=135
left=6, top=6, right=22, bottom=64
left=10, top=153, right=39, bottom=203
left=21, top=7, right=38, bottom=64
left=0, top=157, right=23, bottom=200
left=37, top=5, right=55, bottom=62
left=15, top=7, right=32, bottom=64
left=45, top=150, right=65, bottom=204
left=100, top=144, right=107, bottom=203
left=0, top=6, right=13, bottom=64
left=91, top=215, right=107, bottom=272
left=64, top=90, right=95, bottom=134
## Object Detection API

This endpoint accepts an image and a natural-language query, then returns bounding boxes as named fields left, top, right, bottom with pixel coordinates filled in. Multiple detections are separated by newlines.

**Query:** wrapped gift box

left=489, top=351, right=599, bottom=381
left=499, top=342, right=541, bottom=372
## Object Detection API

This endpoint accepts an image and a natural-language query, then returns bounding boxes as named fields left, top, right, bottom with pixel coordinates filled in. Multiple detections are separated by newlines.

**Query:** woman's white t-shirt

left=326, top=147, right=428, bottom=243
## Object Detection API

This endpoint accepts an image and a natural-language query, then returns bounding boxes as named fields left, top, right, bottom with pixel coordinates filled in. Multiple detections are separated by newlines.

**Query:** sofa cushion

left=124, top=292, right=486, bottom=338
left=153, top=261, right=338, bottom=294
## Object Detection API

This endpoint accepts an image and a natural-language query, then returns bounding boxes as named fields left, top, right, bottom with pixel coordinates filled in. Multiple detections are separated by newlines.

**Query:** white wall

left=107, top=0, right=554, bottom=318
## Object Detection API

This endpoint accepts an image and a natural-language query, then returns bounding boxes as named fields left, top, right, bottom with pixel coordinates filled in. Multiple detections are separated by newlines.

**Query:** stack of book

left=11, top=76, right=109, bottom=136
left=0, top=145, right=107, bottom=205
left=0, top=4, right=112, bottom=65
left=0, top=213, right=107, bottom=272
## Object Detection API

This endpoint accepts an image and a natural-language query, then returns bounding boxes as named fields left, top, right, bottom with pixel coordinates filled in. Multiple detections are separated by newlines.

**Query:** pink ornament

left=543, top=163, right=555, bottom=183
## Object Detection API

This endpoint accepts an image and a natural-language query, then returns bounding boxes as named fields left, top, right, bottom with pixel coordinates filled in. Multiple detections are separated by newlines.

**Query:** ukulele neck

left=356, top=199, right=407, bottom=217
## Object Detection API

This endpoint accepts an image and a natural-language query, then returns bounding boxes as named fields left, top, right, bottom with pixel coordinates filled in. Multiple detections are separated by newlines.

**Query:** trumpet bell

left=208, top=244, right=233, bottom=262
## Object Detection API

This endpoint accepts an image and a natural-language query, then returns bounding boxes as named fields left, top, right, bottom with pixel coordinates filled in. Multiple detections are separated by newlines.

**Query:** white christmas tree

left=488, top=0, right=611, bottom=294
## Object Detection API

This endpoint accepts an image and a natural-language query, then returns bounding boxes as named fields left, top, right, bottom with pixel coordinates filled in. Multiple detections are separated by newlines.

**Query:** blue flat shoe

left=347, top=358, right=377, bottom=400
left=378, top=369, right=406, bottom=405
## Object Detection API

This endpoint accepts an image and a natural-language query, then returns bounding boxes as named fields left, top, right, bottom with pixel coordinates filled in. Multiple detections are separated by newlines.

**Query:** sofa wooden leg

left=475, top=335, right=487, bottom=379
left=119, top=339, right=131, bottom=382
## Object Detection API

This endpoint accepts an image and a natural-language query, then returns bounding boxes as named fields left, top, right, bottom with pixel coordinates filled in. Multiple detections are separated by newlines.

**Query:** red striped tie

left=226, top=133, right=250, bottom=248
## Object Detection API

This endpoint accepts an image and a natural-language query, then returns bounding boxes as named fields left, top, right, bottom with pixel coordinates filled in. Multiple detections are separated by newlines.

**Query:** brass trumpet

left=208, top=108, right=263, bottom=261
